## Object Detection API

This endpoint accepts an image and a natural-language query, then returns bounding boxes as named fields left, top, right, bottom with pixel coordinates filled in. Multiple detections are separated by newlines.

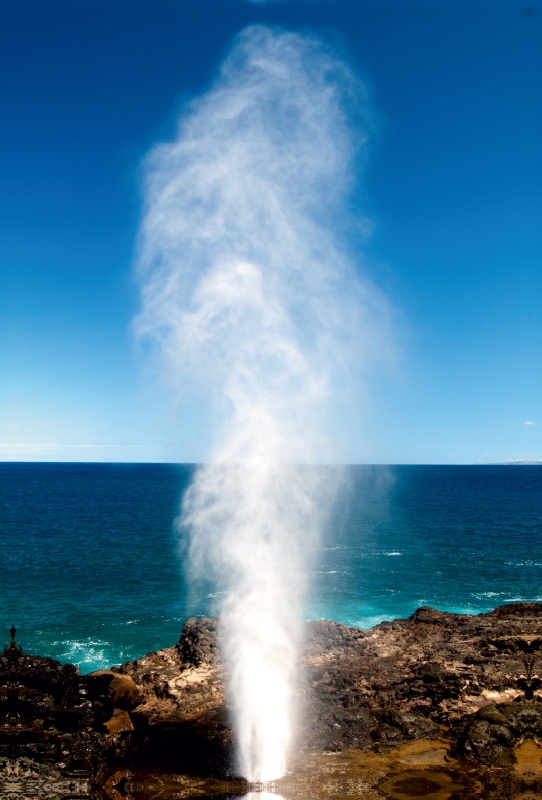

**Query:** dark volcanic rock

left=116, top=602, right=542, bottom=770
left=0, top=628, right=133, bottom=797
left=302, top=602, right=542, bottom=766
left=176, top=617, right=220, bottom=668
left=7, top=601, right=542, bottom=793
left=455, top=701, right=542, bottom=763
left=89, top=671, right=143, bottom=712
left=115, top=619, right=231, bottom=774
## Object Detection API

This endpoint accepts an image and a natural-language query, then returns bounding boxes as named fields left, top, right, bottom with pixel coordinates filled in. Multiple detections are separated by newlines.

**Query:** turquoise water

left=1, top=463, right=541, bottom=672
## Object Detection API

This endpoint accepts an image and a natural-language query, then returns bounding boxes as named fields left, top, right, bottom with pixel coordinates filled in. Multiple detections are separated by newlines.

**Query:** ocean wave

left=52, top=639, right=111, bottom=671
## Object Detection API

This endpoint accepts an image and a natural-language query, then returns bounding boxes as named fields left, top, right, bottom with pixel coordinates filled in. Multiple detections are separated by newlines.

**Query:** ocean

left=1, top=462, right=540, bottom=672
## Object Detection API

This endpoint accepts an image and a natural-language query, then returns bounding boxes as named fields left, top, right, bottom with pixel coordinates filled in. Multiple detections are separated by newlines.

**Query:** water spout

left=136, top=25, right=389, bottom=781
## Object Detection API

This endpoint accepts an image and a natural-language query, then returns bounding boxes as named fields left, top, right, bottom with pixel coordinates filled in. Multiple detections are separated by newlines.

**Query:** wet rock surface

left=7, top=603, right=542, bottom=798
left=299, top=602, right=542, bottom=758
left=115, top=602, right=542, bottom=797
left=114, top=617, right=232, bottom=775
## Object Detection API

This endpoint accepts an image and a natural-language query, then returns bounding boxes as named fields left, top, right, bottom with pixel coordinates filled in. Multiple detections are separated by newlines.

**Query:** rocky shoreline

left=4, top=603, right=542, bottom=798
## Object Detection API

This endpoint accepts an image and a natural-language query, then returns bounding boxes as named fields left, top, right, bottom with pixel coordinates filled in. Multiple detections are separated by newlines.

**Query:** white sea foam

left=55, top=639, right=110, bottom=670
left=136, top=26, right=390, bottom=782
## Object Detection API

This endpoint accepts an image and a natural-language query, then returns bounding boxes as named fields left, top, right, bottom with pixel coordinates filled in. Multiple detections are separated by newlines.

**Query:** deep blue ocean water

left=1, top=463, right=540, bottom=672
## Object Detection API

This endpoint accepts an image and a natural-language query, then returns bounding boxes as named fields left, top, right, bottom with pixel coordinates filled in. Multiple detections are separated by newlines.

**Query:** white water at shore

left=136, top=26, right=388, bottom=782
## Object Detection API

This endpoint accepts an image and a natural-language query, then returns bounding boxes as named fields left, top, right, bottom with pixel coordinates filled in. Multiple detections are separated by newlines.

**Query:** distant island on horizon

left=489, top=460, right=542, bottom=465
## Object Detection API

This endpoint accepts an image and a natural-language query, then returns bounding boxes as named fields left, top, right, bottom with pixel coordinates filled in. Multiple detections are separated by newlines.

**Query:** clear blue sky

left=1, top=0, right=540, bottom=464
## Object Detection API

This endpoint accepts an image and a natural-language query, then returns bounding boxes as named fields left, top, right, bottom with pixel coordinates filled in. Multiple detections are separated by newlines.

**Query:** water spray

left=136, top=25, right=388, bottom=781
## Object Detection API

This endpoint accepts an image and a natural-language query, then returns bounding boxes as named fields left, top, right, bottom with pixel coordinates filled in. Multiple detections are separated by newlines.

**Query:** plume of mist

left=135, top=26, right=390, bottom=782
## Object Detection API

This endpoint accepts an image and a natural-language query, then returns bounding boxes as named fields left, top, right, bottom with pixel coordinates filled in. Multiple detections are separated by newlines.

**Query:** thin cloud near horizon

left=0, top=443, right=153, bottom=448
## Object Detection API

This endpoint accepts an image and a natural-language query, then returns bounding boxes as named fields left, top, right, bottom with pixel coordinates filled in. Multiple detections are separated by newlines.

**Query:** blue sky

left=0, top=0, right=540, bottom=464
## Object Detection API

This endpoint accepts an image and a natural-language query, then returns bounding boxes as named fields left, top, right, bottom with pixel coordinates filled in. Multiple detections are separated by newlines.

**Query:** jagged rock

left=115, top=621, right=230, bottom=773
left=6, top=601, right=542, bottom=793
left=89, top=671, right=143, bottom=710
left=175, top=617, right=220, bottom=668
left=104, top=710, right=134, bottom=734
left=112, top=602, right=542, bottom=769
left=385, top=710, right=440, bottom=740
left=371, top=722, right=404, bottom=745
left=0, top=628, right=131, bottom=796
